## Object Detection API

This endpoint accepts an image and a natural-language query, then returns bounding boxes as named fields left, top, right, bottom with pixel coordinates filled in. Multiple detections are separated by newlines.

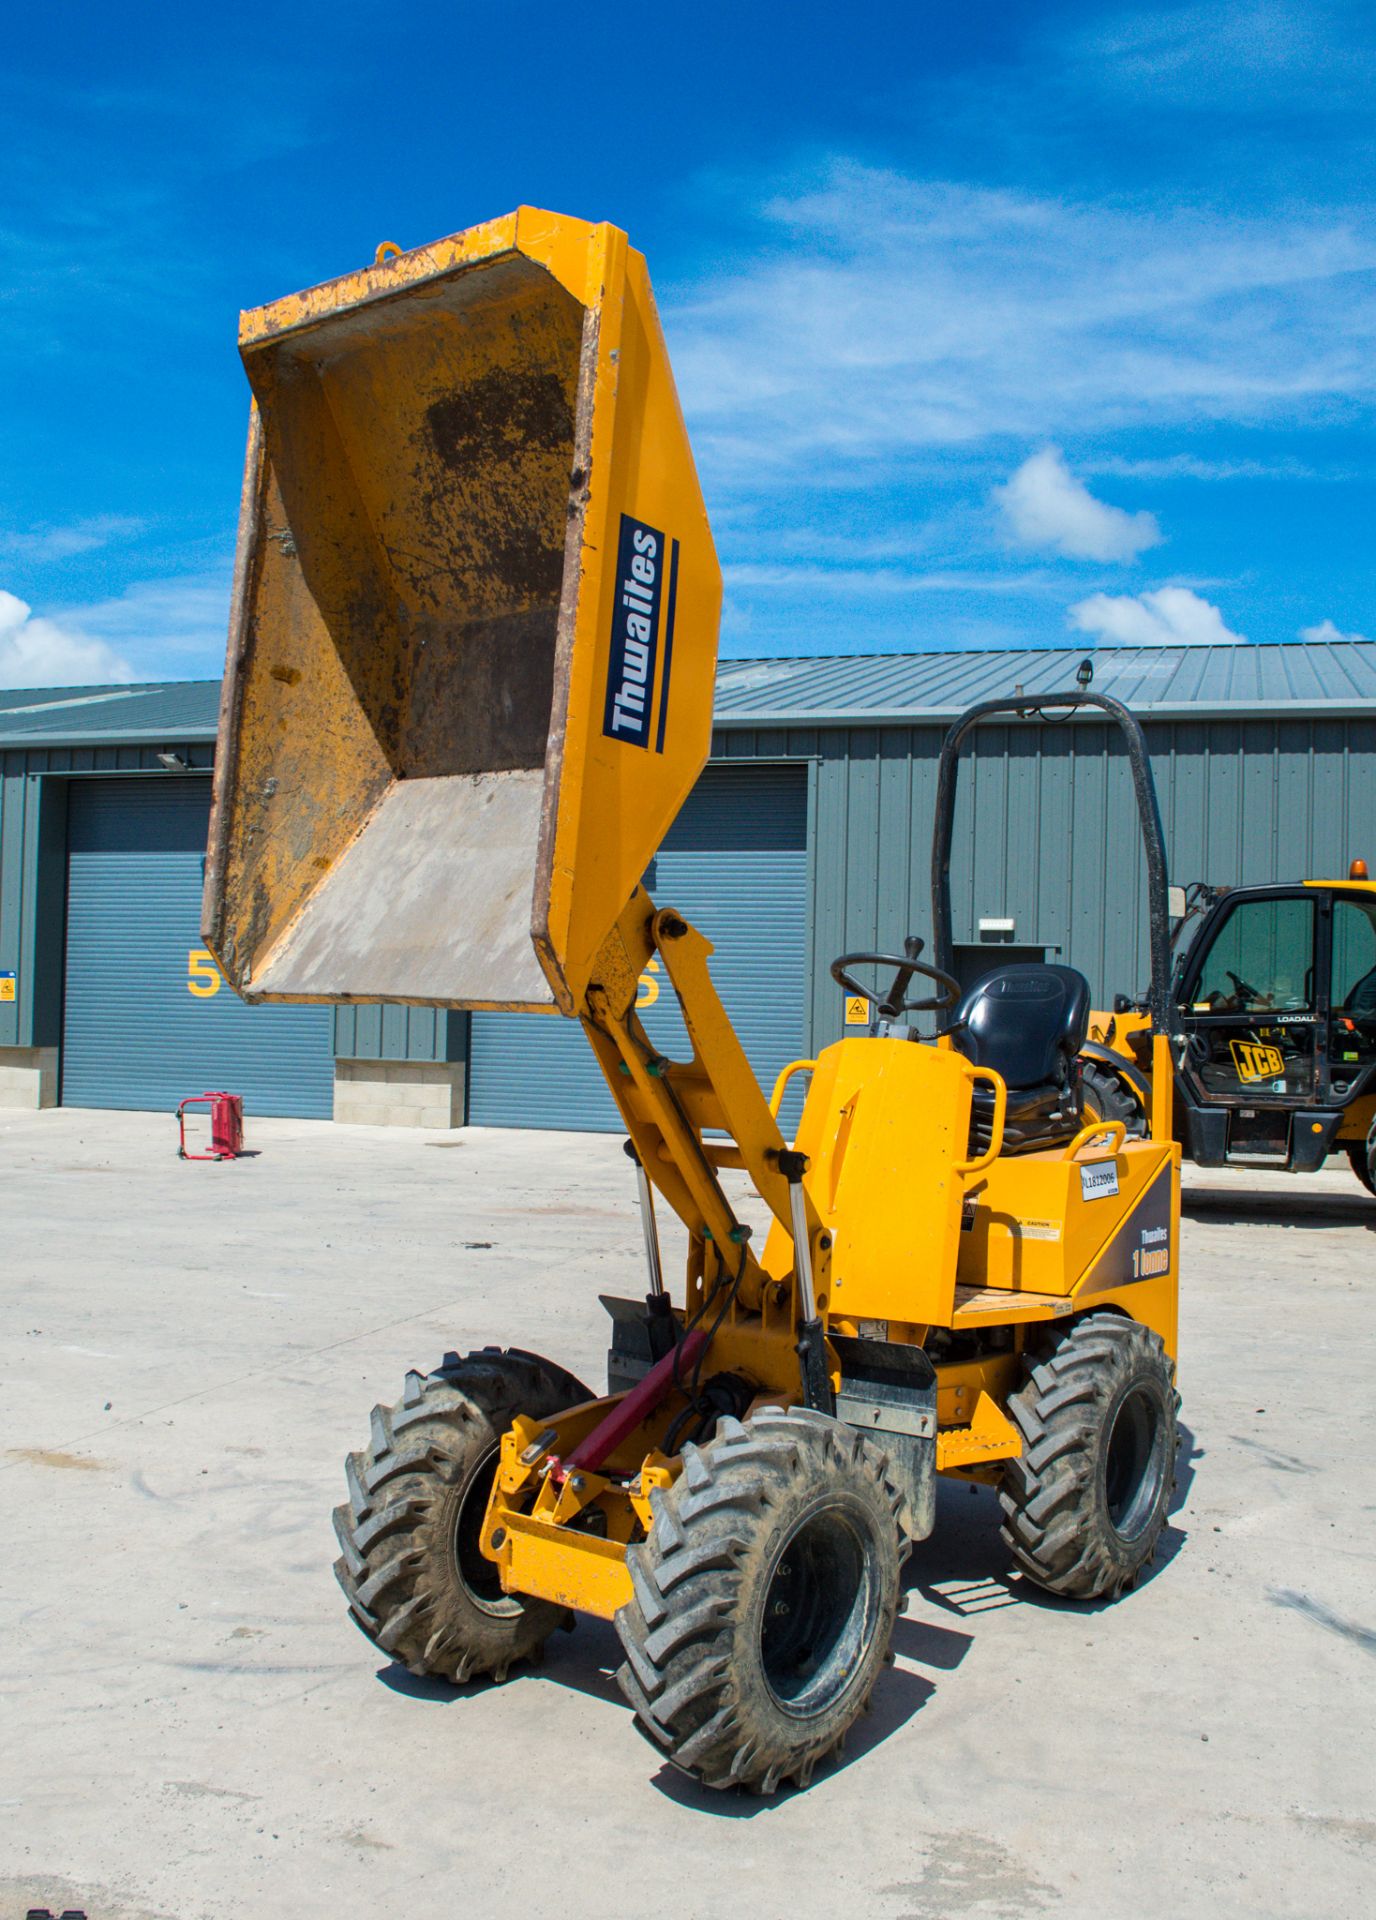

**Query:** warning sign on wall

left=0, top=972, right=15, bottom=1002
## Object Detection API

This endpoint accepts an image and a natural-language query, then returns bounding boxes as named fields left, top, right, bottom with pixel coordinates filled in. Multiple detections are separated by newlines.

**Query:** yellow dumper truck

left=204, top=209, right=1182, bottom=1792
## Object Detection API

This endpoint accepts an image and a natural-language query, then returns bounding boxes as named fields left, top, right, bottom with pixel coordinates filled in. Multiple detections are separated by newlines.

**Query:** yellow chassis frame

left=481, top=895, right=1181, bottom=1621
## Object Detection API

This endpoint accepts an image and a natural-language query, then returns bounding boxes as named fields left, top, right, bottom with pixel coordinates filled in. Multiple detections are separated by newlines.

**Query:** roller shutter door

left=62, top=777, right=334, bottom=1118
left=468, top=763, right=809, bottom=1131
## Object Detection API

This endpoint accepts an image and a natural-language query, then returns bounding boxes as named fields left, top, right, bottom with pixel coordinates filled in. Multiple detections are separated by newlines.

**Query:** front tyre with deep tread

left=614, top=1407, right=907, bottom=1794
left=1080, top=1060, right=1147, bottom=1136
left=333, top=1347, right=591, bottom=1683
left=1000, top=1312, right=1178, bottom=1601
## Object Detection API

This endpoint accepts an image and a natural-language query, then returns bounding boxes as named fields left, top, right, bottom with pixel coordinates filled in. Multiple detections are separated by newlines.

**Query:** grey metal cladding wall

left=716, top=715, right=1376, bottom=1048
left=333, top=1002, right=467, bottom=1064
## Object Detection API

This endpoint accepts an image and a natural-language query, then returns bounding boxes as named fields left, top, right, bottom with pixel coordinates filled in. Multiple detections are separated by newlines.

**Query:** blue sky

left=1, top=0, right=1373, bottom=686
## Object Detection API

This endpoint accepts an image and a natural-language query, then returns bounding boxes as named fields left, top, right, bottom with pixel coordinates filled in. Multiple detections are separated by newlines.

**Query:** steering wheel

left=831, top=936, right=960, bottom=1019
left=1226, top=968, right=1261, bottom=1004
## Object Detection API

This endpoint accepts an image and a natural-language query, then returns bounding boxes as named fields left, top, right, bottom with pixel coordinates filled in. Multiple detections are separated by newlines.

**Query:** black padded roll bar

left=930, top=691, right=1172, bottom=1037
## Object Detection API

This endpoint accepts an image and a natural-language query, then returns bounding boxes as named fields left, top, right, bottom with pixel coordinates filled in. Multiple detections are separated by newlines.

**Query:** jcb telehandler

left=1080, top=873, right=1376, bottom=1193
left=204, top=209, right=1183, bottom=1793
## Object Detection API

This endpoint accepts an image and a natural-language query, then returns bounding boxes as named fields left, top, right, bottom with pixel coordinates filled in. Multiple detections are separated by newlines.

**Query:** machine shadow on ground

left=375, top=1423, right=1198, bottom=1805
left=374, top=1591, right=957, bottom=1817
left=907, top=1443, right=1193, bottom=1624
left=645, top=1656, right=941, bottom=1815
left=1183, top=1187, right=1376, bottom=1231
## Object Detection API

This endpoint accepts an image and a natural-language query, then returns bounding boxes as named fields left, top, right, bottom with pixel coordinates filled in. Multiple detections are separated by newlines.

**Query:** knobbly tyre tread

left=999, top=1311, right=1179, bottom=1601
left=613, top=1406, right=908, bottom=1795
left=333, top=1346, right=591, bottom=1683
left=1080, top=1060, right=1147, bottom=1136
left=1345, top=1137, right=1376, bottom=1197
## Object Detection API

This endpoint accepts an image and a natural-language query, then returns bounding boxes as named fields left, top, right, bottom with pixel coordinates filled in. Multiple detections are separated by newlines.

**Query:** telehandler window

left=1331, top=898, right=1376, bottom=1065
left=1184, top=895, right=1318, bottom=1104
left=1192, top=897, right=1314, bottom=1014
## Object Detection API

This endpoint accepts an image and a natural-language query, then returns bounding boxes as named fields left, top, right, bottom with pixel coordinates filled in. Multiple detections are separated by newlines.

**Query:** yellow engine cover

left=775, top=1037, right=973, bottom=1328
left=768, top=1035, right=1179, bottom=1349
left=957, top=1139, right=1173, bottom=1296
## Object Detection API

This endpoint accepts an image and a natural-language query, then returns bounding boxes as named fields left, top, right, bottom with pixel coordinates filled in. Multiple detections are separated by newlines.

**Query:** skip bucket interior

left=204, top=210, right=721, bottom=1015
left=213, top=250, right=588, bottom=1008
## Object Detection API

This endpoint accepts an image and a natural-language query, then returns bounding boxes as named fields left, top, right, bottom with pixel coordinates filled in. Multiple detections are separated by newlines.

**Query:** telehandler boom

left=205, top=209, right=1183, bottom=1793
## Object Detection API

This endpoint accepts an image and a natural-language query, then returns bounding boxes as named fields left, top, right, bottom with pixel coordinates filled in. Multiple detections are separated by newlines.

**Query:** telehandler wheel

left=1000, top=1312, right=1178, bottom=1602
left=614, top=1407, right=907, bottom=1794
left=1345, top=1138, right=1376, bottom=1197
left=1080, top=1061, right=1146, bottom=1136
left=333, top=1347, right=591, bottom=1684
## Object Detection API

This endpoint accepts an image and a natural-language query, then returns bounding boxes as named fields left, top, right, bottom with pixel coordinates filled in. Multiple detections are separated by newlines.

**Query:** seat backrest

left=951, top=963, right=1091, bottom=1089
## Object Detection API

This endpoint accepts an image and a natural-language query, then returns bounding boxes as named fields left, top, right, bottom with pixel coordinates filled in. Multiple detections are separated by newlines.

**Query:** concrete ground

left=2, top=1107, right=1373, bottom=1920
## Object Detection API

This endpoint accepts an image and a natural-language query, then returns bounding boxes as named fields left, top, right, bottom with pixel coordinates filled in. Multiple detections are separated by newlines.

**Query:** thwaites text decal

left=603, top=514, right=679, bottom=751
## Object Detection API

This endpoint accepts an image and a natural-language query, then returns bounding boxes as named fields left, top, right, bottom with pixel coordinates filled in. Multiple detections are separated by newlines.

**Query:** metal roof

left=2, top=639, right=1373, bottom=746
left=713, top=640, right=1376, bottom=726
left=0, top=680, right=222, bottom=746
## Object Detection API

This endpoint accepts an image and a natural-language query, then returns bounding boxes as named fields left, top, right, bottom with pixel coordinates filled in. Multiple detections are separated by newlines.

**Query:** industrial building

left=2, top=638, right=1373, bottom=1131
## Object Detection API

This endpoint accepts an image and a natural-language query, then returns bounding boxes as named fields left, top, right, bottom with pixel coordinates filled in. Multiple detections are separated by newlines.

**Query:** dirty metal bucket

left=203, top=208, right=720, bottom=1014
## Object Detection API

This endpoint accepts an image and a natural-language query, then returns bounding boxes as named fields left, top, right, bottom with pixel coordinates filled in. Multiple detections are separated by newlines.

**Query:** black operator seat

left=950, top=963, right=1091, bottom=1155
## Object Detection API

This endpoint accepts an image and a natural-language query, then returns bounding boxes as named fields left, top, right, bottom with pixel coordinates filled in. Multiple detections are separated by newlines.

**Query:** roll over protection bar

left=930, top=691, right=1173, bottom=1038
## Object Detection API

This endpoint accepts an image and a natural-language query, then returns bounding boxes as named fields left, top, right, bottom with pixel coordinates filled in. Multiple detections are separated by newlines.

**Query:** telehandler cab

left=204, top=209, right=1183, bottom=1793
left=1080, top=873, right=1376, bottom=1194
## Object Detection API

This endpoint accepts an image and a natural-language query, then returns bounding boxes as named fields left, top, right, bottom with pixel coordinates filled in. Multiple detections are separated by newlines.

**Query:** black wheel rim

left=759, top=1504, right=880, bottom=1719
left=453, top=1444, right=521, bottom=1618
left=1104, top=1386, right=1166, bottom=1542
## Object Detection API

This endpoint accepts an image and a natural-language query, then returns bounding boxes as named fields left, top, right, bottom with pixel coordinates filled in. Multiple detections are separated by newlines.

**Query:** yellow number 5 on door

left=187, top=949, right=223, bottom=998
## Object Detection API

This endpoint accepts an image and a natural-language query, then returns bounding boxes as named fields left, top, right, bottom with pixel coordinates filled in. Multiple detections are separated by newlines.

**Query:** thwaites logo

left=1230, top=1038, right=1284, bottom=1083
left=603, top=514, right=680, bottom=751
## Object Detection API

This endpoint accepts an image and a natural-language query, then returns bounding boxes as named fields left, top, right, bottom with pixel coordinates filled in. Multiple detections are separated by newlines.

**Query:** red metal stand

left=177, top=1091, right=245, bottom=1161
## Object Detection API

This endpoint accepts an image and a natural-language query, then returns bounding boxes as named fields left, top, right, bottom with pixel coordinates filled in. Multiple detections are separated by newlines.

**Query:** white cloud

left=1069, top=586, right=1245, bottom=647
left=0, top=515, right=143, bottom=562
left=726, top=563, right=1058, bottom=597
left=0, top=589, right=135, bottom=689
left=669, top=163, right=1376, bottom=481
left=995, top=447, right=1161, bottom=560
left=53, top=568, right=232, bottom=677
left=1088, top=453, right=1330, bottom=482
left=1075, top=2, right=1368, bottom=104
left=1300, top=617, right=1371, bottom=644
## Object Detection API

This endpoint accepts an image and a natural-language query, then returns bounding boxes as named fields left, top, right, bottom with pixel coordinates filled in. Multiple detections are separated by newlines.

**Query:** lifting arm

left=577, top=889, right=825, bottom=1320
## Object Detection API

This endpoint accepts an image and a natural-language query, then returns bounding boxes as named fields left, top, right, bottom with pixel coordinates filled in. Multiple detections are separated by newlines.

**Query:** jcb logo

left=1230, top=1039, right=1284, bottom=1083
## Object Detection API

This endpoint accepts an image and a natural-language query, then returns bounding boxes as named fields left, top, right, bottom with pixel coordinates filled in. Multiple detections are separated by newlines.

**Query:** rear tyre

left=614, top=1408, right=906, bottom=1794
left=1346, top=1135, right=1376, bottom=1197
left=333, top=1346, right=591, bottom=1683
left=1000, top=1312, right=1178, bottom=1601
left=1080, top=1061, right=1147, bottom=1136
